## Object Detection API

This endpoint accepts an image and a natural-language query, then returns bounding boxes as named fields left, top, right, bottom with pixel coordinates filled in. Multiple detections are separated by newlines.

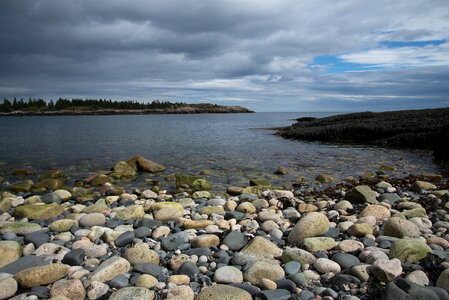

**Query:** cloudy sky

left=1, top=0, right=448, bottom=111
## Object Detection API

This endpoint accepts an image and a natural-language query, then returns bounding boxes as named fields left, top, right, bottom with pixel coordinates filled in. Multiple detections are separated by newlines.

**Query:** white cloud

left=340, top=42, right=449, bottom=68
left=0, top=0, right=449, bottom=111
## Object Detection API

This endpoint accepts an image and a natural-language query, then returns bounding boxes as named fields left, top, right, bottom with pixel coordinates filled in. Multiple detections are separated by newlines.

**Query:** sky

left=0, top=0, right=448, bottom=112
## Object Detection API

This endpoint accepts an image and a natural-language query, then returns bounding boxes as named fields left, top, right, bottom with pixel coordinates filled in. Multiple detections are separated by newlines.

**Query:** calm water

left=0, top=113, right=441, bottom=189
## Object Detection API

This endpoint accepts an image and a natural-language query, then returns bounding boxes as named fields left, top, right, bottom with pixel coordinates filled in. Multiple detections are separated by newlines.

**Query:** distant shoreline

left=0, top=106, right=255, bottom=116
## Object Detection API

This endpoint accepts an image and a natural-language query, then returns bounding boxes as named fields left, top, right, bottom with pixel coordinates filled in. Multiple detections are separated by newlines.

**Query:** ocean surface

left=0, top=112, right=442, bottom=189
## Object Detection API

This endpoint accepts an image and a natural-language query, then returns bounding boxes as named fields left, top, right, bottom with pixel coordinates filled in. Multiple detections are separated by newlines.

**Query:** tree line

left=0, top=98, right=219, bottom=112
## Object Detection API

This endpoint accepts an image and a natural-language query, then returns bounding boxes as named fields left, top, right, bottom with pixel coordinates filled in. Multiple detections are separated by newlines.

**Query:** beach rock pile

left=0, top=158, right=449, bottom=299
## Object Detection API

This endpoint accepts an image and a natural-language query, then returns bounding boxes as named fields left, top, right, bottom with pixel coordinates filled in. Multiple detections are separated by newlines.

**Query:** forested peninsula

left=0, top=98, right=254, bottom=115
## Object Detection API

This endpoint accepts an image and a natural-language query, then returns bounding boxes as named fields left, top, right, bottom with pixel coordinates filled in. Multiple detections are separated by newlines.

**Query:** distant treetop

left=0, top=97, right=222, bottom=112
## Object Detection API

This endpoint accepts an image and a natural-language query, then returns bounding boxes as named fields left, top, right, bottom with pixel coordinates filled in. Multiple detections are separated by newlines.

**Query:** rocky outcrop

left=277, top=108, right=449, bottom=170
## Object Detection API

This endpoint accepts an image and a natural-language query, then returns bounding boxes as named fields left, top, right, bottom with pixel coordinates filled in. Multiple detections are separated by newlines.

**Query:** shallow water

left=0, top=112, right=442, bottom=189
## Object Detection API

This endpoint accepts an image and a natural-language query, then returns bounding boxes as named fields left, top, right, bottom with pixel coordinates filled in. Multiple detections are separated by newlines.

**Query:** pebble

left=405, top=270, right=430, bottom=286
left=166, top=285, right=195, bottom=300
left=214, top=266, right=244, bottom=284
left=1, top=164, right=448, bottom=300
left=86, top=281, right=109, bottom=299
left=109, top=287, right=155, bottom=300
left=79, top=213, right=106, bottom=227
left=371, top=258, right=402, bottom=282
left=196, top=284, right=252, bottom=300
left=0, top=276, right=18, bottom=300
left=284, top=261, right=301, bottom=275
left=314, top=258, right=341, bottom=274
left=89, top=256, right=130, bottom=282
left=222, top=231, right=248, bottom=250
left=49, top=279, right=85, bottom=300
left=14, top=263, right=69, bottom=288
left=135, top=274, right=158, bottom=288
left=244, top=261, right=285, bottom=286
left=62, top=249, right=85, bottom=266
left=114, top=230, right=134, bottom=247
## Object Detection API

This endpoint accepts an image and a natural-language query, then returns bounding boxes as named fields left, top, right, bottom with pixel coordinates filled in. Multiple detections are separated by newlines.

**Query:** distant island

left=276, top=107, right=449, bottom=170
left=0, top=98, right=254, bottom=115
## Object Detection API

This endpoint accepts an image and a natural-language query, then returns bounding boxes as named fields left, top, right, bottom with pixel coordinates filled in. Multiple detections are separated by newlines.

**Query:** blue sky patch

left=312, top=39, right=446, bottom=73
left=312, top=55, right=382, bottom=73
left=380, top=39, right=446, bottom=48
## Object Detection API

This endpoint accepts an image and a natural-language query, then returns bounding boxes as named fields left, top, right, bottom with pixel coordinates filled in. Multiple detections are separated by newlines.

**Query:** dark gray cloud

left=0, top=0, right=448, bottom=111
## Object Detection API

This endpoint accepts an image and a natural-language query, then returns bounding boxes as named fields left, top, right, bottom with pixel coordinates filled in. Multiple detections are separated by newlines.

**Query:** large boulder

left=383, top=217, right=421, bottom=238
left=112, top=161, right=136, bottom=177
left=127, top=156, right=165, bottom=173
left=287, top=212, right=330, bottom=245
left=389, top=239, right=432, bottom=263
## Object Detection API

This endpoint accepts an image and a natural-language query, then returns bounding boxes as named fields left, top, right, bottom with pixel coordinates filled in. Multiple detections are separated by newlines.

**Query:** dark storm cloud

left=0, top=0, right=448, bottom=111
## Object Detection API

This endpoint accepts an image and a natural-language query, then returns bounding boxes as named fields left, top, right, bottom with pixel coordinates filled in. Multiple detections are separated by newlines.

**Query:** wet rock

left=127, top=156, right=165, bottom=173
left=112, top=161, right=136, bottom=177
left=9, top=180, right=34, bottom=193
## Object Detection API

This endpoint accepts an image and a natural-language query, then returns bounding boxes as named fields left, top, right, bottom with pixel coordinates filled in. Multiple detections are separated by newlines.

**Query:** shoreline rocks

left=0, top=161, right=448, bottom=299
